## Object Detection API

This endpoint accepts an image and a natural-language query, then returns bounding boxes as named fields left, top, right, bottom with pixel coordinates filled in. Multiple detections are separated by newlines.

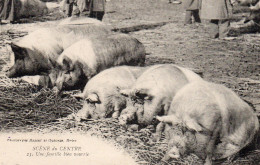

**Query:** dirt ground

left=0, top=0, right=259, bottom=164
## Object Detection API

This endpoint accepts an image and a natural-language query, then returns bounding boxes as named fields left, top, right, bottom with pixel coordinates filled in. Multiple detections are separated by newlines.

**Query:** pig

left=69, top=66, right=148, bottom=121
left=15, top=0, right=59, bottom=19
left=54, top=33, right=146, bottom=91
left=236, top=0, right=259, bottom=6
left=118, top=64, right=203, bottom=137
left=7, top=18, right=111, bottom=87
left=157, top=81, right=259, bottom=165
left=249, top=1, right=260, bottom=10
left=244, top=4, right=260, bottom=25
left=236, top=0, right=260, bottom=24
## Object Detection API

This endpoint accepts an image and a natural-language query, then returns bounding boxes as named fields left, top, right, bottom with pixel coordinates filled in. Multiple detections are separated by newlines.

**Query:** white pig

left=55, top=33, right=146, bottom=91
left=157, top=81, right=259, bottom=165
left=119, top=64, right=203, bottom=138
left=7, top=18, right=111, bottom=87
left=70, top=66, right=148, bottom=121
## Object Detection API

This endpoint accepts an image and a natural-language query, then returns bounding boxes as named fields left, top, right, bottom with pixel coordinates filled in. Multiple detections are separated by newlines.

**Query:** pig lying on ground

left=157, top=81, right=259, bottom=165
left=118, top=64, right=203, bottom=137
left=55, top=33, right=146, bottom=91
left=236, top=0, right=260, bottom=24
left=7, top=18, right=111, bottom=87
left=16, top=0, right=59, bottom=19
left=236, top=0, right=259, bottom=6
left=69, top=66, right=148, bottom=121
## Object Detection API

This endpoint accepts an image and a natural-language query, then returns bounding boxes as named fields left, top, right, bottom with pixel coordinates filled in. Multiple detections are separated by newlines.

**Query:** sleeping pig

left=118, top=64, right=203, bottom=139
left=236, top=0, right=260, bottom=24
left=13, top=0, right=59, bottom=19
left=157, top=81, right=259, bottom=165
left=69, top=66, right=148, bottom=121
left=54, top=33, right=146, bottom=91
left=7, top=17, right=111, bottom=87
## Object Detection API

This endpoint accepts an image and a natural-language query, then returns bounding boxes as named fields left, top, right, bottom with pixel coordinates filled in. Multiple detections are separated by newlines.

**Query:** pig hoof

left=118, top=116, right=128, bottom=125
left=127, top=124, right=139, bottom=131
left=66, top=114, right=83, bottom=122
left=52, top=86, right=60, bottom=95
left=66, top=114, right=75, bottom=120
left=64, top=121, right=77, bottom=129
left=161, top=155, right=171, bottom=162
left=147, top=125, right=155, bottom=132
left=112, top=111, right=120, bottom=119
left=152, top=134, right=161, bottom=142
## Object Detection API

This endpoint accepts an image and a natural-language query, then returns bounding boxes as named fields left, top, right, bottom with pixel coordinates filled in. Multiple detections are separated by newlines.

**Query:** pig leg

left=215, top=141, right=240, bottom=160
left=38, top=74, right=57, bottom=88
left=153, top=122, right=165, bottom=142
left=38, top=75, right=51, bottom=88
left=70, top=108, right=91, bottom=122
left=204, top=119, right=221, bottom=165
left=152, top=102, right=171, bottom=141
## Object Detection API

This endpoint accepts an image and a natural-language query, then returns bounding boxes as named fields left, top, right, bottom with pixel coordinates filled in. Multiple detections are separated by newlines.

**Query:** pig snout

left=161, top=146, right=181, bottom=162
left=55, top=81, right=63, bottom=92
left=119, top=115, right=129, bottom=125
left=6, top=66, right=18, bottom=78
left=167, top=146, right=181, bottom=159
left=54, top=75, right=65, bottom=92
left=73, top=109, right=91, bottom=121
left=52, top=86, right=61, bottom=95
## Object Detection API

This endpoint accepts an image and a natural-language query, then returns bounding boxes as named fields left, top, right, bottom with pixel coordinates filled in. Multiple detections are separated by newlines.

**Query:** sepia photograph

left=0, top=0, right=259, bottom=164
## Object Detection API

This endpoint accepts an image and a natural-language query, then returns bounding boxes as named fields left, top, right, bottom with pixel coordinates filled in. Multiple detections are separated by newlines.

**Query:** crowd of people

left=179, top=0, right=237, bottom=40
left=0, top=0, right=106, bottom=23
left=0, top=0, right=256, bottom=40
left=64, top=0, right=105, bottom=20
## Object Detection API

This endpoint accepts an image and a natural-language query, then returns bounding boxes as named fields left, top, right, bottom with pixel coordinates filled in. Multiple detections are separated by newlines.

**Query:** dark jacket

left=92, top=0, right=105, bottom=12
left=76, top=0, right=105, bottom=13
left=183, top=0, right=201, bottom=10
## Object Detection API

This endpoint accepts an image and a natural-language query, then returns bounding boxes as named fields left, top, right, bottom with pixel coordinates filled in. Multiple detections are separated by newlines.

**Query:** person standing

left=201, top=0, right=236, bottom=40
left=65, top=0, right=75, bottom=17
left=89, top=0, right=105, bottom=21
left=0, top=0, right=16, bottom=23
left=183, top=0, right=201, bottom=25
left=66, top=0, right=105, bottom=21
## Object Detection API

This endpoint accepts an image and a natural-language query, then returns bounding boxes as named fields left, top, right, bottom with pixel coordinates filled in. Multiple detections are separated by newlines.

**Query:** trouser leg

left=184, top=10, right=192, bottom=24
left=90, top=11, right=105, bottom=21
left=209, top=20, right=219, bottom=38
left=0, top=0, right=16, bottom=22
left=66, top=3, right=73, bottom=17
left=96, top=12, right=104, bottom=21
left=218, top=19, right=230, bottom=39
left=192, top=9, right=201, bottom=23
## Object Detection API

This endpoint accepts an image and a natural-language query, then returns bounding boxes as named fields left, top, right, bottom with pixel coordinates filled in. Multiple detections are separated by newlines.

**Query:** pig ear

left=62, top=56, right=73, bottom=71
left=11, top=43, right=27, bottom=59
left=86, top=93, right=100, bottom=103
left=120, top=89, right=131, bottom=97
left=144, top=94, right=153, bottom=100
left=156, top=115, right=180, bottom=125
left=184, top=118, right=203, bottom=132
left=135, top=88, right=152, bottom=100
